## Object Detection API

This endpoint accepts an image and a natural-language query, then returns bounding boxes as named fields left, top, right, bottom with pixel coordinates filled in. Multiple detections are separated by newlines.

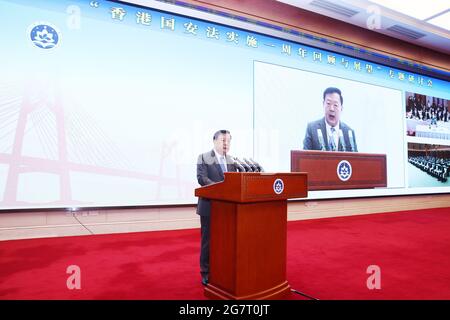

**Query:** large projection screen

left=0, top=0, right=449, bottom=210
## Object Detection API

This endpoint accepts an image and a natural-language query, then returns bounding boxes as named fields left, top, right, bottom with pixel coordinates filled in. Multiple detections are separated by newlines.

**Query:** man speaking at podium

left=303, top=87, right=358, bottom=152
left=196, top=129, right=237, bottom=286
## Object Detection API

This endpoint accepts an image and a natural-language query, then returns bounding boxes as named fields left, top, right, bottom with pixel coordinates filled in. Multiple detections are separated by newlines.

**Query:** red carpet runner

left=1, top=207, right=450, bottom=299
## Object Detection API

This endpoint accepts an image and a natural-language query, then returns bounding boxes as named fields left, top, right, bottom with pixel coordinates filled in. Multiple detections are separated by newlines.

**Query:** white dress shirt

left=214, top=149, right=227, bottom=172
left=325, top=121, right=340, bottom=150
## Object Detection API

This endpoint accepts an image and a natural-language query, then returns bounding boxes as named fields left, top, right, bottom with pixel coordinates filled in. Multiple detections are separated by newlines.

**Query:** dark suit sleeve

left=303, top=123, right=313, bottom=150
left=352, top=130, right=358, bottom=152
left=343, top=124, right=358, bottom=152
left=197, top=154, right=214, bottom=186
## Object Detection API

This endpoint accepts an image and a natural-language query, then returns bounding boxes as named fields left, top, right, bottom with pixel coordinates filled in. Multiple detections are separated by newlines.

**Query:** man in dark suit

left=303, top=87, right=358, bottom=152
left=196, top=129, right=237, bottom=286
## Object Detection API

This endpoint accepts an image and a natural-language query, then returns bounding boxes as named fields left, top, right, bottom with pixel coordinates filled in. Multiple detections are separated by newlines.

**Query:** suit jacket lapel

left=320, top=118, right=329, bottom=150
left=225, top=155, right=234, bottom=172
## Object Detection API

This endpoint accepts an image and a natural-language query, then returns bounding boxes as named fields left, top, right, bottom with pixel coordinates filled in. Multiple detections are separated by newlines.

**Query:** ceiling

left=277, top=0, right=450, bottom=55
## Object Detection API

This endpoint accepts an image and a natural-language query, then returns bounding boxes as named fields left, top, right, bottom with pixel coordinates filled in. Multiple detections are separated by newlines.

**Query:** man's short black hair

left=213, top=129, right=231, bottom=140
left=323, top=87, right=343, bottom=105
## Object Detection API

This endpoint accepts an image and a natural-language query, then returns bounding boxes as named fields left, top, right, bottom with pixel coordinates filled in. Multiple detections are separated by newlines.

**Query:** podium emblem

left=337, top=160, right=352, bottom=181
left=29, top=23, right=60, bottom=49
left=273, top=178, right=284, bottom=194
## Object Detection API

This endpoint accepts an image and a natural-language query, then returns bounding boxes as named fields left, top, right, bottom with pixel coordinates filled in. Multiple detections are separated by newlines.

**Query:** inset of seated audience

left=408, top=155, right=449, bottom=183
left=406, top=96, right=450, bottom=123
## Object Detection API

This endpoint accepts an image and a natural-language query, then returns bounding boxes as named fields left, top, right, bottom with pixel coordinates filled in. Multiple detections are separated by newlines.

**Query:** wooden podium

left=195, top=172, right=308, bottom=300
left=291, top=150, right=386, bottom=190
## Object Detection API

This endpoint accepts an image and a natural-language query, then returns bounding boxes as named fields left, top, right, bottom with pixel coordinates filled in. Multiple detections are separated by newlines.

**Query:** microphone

left=317, top=129, right=326, bottom=151
left=348, top=130, right=356, bottom=152
left=235, top=157, right=252, bottom=172
left=339, top=129, right=347, bottom=152
left=233, top=157, right=245, bottom=172
left=243, top=158, right=258, bottom=172
left=249, top=158, right=264, bottom=172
